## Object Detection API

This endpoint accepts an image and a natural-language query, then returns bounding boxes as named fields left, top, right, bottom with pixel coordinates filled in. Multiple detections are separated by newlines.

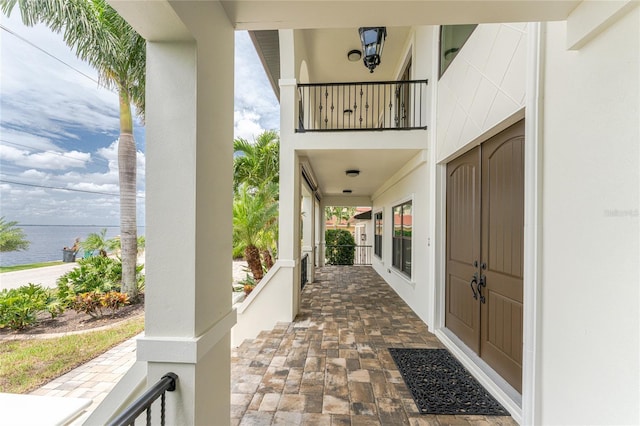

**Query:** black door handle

left=470, top=273, right=478, bottom=300
left=478, top=275, right=487, bottom=304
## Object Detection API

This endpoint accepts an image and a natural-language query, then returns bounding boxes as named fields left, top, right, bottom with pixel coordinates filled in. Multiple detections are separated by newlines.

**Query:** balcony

left=297, top=80, right=428, bottom=132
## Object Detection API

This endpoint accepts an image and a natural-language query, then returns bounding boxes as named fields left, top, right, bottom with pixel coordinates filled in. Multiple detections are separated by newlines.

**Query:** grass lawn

left=0, top=316, right=144, bottom=394
left=0, top=261, right=66, bottom=273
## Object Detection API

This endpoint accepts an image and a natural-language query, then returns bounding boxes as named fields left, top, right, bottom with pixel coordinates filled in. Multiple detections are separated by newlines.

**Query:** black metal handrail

left=297, top=80, right=428, bottom=132
left=108, top=373, right=178, bottom=426
left=301, top=253, right=309, bottom=289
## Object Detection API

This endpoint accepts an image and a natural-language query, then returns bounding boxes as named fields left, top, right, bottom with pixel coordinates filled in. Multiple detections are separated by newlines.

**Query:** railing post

left=108, top=373, right=178, bottom=426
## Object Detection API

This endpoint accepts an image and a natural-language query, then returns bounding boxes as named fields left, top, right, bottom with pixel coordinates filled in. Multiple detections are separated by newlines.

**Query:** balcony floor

left=231, top=266, right=517, bottom=425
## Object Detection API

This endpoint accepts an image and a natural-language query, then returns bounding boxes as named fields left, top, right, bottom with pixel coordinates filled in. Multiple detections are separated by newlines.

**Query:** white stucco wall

left=437, top=23, right=528, bottom=161
left=538, top=8, right=639, bottom=425
left=371, top=151, right=431, bottom=325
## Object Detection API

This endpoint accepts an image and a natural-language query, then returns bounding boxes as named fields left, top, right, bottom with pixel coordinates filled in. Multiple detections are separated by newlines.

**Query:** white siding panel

left=500, top=37, right=527, bottom=105
left=436, top=23, right=527, bottom=162
left=485, top=90, right=520, bottom=132
left=484, top=25, right=523, bottom=86
left=467, top=77, right=498, bottom=129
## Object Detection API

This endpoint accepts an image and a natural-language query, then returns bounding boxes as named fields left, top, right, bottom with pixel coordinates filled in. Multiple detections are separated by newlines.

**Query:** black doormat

left=388, top=348, right=509, bottom=416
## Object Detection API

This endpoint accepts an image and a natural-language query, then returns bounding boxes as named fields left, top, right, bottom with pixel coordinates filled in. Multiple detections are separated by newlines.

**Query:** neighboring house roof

left=248, top=30, right=280, bottom=101
left=354, top=210, right=372, bottom=220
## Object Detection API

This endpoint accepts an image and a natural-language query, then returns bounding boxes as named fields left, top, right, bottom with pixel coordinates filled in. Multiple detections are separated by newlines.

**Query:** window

left=374, top=211, right=383, bottom=258
left=392, top=200, right=412, bottom=276
left=439, top=24, right=477, bottom=77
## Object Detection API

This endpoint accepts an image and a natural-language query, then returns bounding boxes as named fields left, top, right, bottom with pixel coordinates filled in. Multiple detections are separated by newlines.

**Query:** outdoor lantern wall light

left=359, top=27, right=387, bottom=73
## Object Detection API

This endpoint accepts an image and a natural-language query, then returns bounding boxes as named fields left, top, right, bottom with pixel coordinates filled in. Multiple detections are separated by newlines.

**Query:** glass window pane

left=440, top=24, right=478, bottom=76
left=403, top=239, right=412, bottom=275
left=393, top=206, right=402, bottom=237
left=392, top=238, right=402, bottom=268
left=402, top=202, right=412, bottom=238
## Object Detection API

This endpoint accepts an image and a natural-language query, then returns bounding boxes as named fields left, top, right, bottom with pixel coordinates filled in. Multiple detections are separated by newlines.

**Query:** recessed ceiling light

left=345, top=169, right=360, bottom=177
left=347, top=49, right=362, bottom=62
left=342, top=189, right=353, bottom=194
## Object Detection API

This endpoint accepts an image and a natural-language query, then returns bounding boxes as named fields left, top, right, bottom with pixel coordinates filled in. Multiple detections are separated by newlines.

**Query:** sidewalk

left=0, top=263, right=78, bottom=290
left=29, top=335, right=139, bottom=425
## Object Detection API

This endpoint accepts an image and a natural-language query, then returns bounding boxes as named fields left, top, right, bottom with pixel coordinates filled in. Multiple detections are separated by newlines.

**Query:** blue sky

left=0, top=12, right=279, bottom=226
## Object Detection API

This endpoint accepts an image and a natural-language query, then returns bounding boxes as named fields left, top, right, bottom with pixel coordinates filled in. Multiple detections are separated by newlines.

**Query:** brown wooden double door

left=445, top=120, right=524, bottom=393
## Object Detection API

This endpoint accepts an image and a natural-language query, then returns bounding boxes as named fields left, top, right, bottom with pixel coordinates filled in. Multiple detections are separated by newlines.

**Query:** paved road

left=0, top=263, right=78, bottom=290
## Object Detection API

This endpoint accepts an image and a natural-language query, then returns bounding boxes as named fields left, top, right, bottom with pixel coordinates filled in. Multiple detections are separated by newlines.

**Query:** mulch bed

left=0, top=295, right=144, bottom=338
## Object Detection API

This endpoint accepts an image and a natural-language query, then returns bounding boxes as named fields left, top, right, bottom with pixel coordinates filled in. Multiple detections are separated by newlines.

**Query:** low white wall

left=231, top=261, right=295, bottom=347
left=538, top=7, right=639, bottom=424
left=371, top=151, right=432, bottom=327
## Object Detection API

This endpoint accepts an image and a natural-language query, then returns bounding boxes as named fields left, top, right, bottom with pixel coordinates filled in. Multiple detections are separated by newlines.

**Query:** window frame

left=439, top=24, right=478, bottom=78
left=374, top=210, right=383, bottom=259
left=391, top=200, right=412, bottom=277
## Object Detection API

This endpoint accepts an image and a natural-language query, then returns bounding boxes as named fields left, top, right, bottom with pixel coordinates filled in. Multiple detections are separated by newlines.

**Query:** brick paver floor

left=231, top=266, right=517, bottom=425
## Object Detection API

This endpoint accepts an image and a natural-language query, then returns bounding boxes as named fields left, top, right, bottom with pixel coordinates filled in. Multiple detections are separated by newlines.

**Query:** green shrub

left=325, top=229, right=356, bottom=265
left=56, top=256, right=123, bottom=307
left=0, top=283, right=59, bottom=330
left=72, top=291, right=130, bottom=318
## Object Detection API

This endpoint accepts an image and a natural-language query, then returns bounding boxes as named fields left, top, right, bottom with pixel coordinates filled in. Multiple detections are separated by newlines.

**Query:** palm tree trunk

left=245, top=245, right=264, bottom=281
left=261, top=249, right=274, bottom=270
left=118, top=88, right=138, bottom=299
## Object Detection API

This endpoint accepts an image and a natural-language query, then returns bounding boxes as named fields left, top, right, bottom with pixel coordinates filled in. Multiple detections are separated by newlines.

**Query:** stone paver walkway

left=231, top=266, right=516, bottom=425
left=29, top=335, right=138, bottom=425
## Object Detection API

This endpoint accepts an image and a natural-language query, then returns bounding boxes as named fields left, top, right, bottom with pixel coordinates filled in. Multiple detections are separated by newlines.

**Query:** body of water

left=0, top=225, right=145, bottom=267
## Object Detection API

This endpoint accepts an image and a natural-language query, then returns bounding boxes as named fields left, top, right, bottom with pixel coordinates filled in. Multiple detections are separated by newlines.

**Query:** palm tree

left=82, top=228, right=110, bottom=257
left=233, top=182, right=278, bottom=281
left=0, top=217, right=29, bottom=252
left=2, top=0, right=145, bottom=299
left=325, top=206, right=356, bottom=229
left=233, top=130, right=279, bottom=192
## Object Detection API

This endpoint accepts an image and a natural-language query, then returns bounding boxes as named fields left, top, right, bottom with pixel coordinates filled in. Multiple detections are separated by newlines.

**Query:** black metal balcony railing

left=297, top=80, right=428, bottom=132
left=301, top=253, right=309, bottom=289
left=325, top=245, right=372, bottom=266
left=108, top=373, right=178, bottom=426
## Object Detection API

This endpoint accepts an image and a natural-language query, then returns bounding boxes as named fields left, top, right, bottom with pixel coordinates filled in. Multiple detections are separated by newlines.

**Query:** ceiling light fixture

left=359, top=27, right=387, bottom=73
left=345, top=169, right=360, bottom=177
left=347, top=49, right=362, bottom=62
left=342, top=189, right=353, bottom=194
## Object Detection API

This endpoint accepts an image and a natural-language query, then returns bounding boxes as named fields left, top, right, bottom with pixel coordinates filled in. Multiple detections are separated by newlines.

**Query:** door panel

left=481, top=121, right=525, bottom=393
left=445, top=120, right=524, bottom=394
left=446, top=147, right=481, bottom=353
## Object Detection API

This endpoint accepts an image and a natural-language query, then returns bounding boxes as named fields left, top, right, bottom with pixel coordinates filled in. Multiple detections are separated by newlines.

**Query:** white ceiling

left=302, top=27, right=411, bottom=83
left=300, top=148, right=422, bottom=199
left=220, top=1, right=581, bottom=31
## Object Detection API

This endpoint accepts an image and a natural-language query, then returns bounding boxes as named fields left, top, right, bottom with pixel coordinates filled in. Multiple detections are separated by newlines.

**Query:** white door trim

left=432, top=22, right=543, bottom=425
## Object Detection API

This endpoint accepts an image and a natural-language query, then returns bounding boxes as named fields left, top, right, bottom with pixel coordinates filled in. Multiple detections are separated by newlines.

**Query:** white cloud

left=1, top=13, right=120, bottom=141
left=233, top=32, right=279, bottom=139
left=1, top=146, right=91, bottom=170
left=234, top=110, right=267, bottom=141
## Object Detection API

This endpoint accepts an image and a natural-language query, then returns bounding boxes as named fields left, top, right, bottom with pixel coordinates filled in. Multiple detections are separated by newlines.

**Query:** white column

left=319, top=199, right=327, bottom=267
left=301, top=193, right=315, bottom=283
left=138, top=3, right=235, bottom=424
left=315, top=198, right=321, bottom=268
left=277, top=29, right=302, bottom=317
